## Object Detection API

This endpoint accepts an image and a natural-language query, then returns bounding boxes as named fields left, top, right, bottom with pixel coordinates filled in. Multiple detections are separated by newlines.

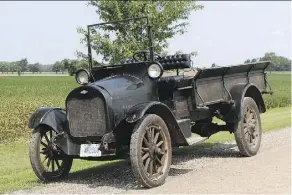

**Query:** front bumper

left=54, top=132, right=116, bottom=157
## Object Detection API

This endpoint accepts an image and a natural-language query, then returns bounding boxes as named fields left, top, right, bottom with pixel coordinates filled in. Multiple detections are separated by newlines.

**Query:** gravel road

left=11, top=127, right=291, bottom=194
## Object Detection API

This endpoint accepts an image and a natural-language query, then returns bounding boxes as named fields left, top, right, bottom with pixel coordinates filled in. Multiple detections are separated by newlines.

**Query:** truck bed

left=193, top=61, right=270, bottom=107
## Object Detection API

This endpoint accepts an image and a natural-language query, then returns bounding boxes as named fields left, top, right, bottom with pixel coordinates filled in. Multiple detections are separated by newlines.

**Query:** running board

left=186, top=136, right=208, bottom=146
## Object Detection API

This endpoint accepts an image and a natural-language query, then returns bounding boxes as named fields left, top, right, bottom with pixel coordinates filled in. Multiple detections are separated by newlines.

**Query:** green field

left=264, top=73, right=291, bottom=109
left=0, top=72, right=291, bottom=143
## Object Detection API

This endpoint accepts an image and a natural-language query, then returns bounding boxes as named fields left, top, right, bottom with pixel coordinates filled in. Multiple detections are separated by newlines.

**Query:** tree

left=244, top=59, right=251, bottom=64
left=0, top=62, right=9, bottom=74
left=77, top=1, right=203, bottom=64
left=19, top=58, right=28, bottom=73
left=62, top=59, right=77, bottom=76
left=244, top=52, right=291, bottom=73
left=10, top=62, right=18, bottom=74
left=52, top=61, right=63, bottom=74
left=28, top=63, right=41, bottom=74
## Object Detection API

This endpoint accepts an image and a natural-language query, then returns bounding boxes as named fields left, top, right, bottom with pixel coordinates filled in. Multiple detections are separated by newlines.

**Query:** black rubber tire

left=29, top=126, right=73, bottom=182
left=234, top=97, right=262, bottom=157
left=130, top=114, right=172, bottom=188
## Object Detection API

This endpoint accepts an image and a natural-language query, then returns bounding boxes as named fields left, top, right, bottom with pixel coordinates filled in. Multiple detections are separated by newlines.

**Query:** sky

left=0, top=1, right=291, bottom=68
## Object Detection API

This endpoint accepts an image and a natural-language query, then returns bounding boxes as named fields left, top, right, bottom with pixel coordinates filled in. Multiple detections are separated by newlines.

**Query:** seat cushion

left=159, top=54, right=192, bottom=70
left=158, top=75, right=194, bottom=90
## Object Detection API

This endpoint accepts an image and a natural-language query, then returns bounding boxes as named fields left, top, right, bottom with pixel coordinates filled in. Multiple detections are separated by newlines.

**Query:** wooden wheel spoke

left=155, top=155, right=162, bottom=166
left=143, top=137, right=150, bottom=148
left=40, top=141, right=48, bottom=148
left=41, top=155, right=48, bottom=163
left=156, top=140, right=163, bottom=148
left=146, top=129, right=152, bottom=142
left=55, top=159, right=61, bottom=169
left=151, top=127, right=155, bottom=141
left=49, top=130, right=52, bottom=140
left=44, top=134, right=50, bottom=144
left=153, top=157, right=157, bottom=174
left=47, top=158, right=51, bottom=168
left=40, top=150, right=47, bottom=155
left=154, top=132, right=160, bottom=144
left=142, top=147, right=149, bottom=152
left=144, top=158, right=151, bottom=172
left=149, top=159, right=153, bottom=176
left=244, top=129, right=249, bottom=134
left=142, top=152, right=150, bottom=161
left=249, top=134, right=253, bottom=143
left=52, top=159, right=55, bottom=172
left=159, top=150, right=165, bottom=155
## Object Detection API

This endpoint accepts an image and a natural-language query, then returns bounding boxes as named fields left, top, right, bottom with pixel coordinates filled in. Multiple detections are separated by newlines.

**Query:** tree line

left=244, top=52, right=291, bottom=72
left=1, top=51, right=290, bottom=76
left=0, top=58, right=89, bottom=76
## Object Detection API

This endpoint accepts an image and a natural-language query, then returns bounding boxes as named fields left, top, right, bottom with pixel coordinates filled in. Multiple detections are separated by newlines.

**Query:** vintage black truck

left=28, top=16, right=272, bottom=188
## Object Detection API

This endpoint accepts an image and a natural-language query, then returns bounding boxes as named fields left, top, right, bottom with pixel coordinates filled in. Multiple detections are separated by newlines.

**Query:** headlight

left=148, top=63, right=163, bottom=79
left=75, top=69, right=90, bottom=85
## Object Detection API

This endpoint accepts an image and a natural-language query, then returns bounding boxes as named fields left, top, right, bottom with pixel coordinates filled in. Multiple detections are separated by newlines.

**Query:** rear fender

left=28, top=107, right=68, bottom=134
left=126, top=101, right=188, bottom=146
left=223, top=83, right=266, bottom=124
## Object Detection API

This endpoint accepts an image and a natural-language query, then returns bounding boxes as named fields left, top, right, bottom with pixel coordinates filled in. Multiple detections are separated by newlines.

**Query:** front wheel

left=29, top=126, right=73, bottom=182
left=234, top=97, right=262, bottom=157
left=130, top=114, right=172, bottom=188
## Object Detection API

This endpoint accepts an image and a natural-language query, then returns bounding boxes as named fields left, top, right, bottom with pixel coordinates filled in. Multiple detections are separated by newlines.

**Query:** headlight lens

left=76, top=69, right=89, bottom=85
left=148, top=63, right=163, bottom=79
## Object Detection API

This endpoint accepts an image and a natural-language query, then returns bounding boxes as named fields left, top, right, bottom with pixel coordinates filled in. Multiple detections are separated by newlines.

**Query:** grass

left=207, top=106, right=291, bottom=144
left=0, top=72, right=68, bottom=76
left=0, top=141, right=112, bottom=194
left=0, top=106, right=290, bottom=194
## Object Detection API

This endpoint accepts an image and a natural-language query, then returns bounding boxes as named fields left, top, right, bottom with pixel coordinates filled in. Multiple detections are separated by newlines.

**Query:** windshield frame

left=86, top=16, right=154, bottom=72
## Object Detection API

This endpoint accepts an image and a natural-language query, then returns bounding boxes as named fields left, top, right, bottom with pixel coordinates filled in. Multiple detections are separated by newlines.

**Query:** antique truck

left=28, top=16, right=272, bottom=188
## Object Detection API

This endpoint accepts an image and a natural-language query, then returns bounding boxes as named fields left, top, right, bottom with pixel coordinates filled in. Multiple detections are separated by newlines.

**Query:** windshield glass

left=87, top=17, right=151, bottom=67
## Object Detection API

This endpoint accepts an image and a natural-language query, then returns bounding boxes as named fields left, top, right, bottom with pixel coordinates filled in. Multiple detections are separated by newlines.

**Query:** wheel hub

left=149, top=143, right=159, bottom=157
left=244, top=106, right=258, bottom=145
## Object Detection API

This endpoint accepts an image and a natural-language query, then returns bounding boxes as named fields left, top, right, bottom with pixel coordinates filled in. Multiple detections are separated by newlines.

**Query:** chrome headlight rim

left=147, top=63, right=163, bottom=79
left=75, top=69, right=90, bottom=85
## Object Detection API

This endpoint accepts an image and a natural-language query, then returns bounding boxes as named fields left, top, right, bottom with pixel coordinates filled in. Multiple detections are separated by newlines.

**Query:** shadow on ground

left=58, top=142, right=240, bottom=191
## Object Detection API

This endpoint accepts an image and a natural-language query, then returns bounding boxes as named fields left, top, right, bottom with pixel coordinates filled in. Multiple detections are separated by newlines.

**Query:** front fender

left=28, top=107, right=67, bottom=134
left=126, top=101, right=189, bottom=146
left=223, top=83, right=265, bottom=124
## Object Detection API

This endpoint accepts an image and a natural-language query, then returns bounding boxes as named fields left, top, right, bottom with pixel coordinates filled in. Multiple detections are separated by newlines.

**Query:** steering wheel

left=133, top=50, right=162, bottom=62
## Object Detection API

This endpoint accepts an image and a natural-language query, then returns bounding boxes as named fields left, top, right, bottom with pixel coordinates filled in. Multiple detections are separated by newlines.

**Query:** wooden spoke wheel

left=234, top=97, right=262, bottom=157
left=29, top=126, right=73, bottom=182
left=130, top=114, right=172, bottom=188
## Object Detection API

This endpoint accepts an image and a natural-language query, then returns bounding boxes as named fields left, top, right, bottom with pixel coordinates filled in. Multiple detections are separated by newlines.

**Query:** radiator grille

left=67, top=97, right=107, bottom=137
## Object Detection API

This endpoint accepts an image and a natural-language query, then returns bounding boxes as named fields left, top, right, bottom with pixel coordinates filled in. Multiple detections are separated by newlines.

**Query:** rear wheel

left=130, top=114, right=172, bottom=188
left=29, top=126, right=73, bottom=182
left=234, top=97, right=262, bottom=157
